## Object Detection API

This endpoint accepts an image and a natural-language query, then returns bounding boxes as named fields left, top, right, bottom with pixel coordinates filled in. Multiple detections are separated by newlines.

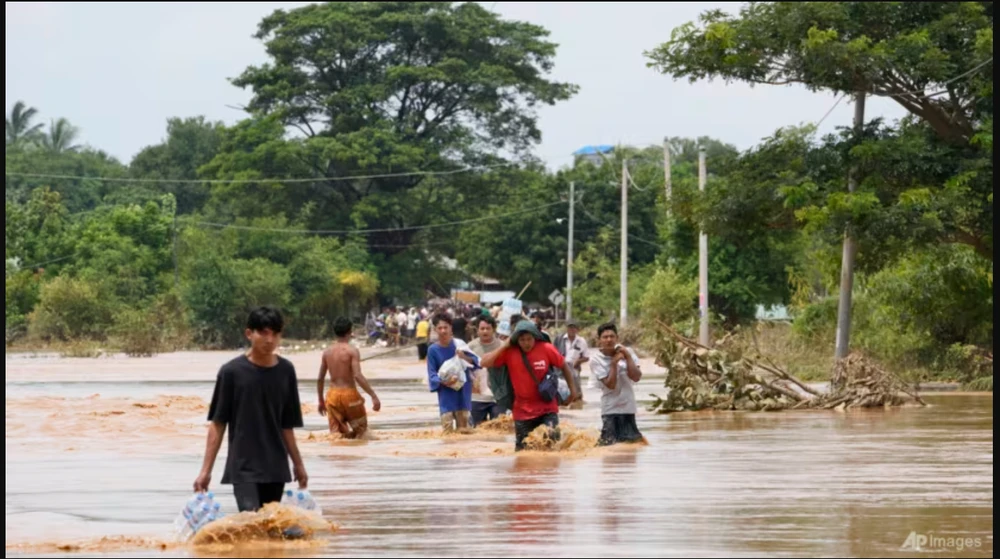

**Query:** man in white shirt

left=406, top=309, right=418, bottom=340
left=395, top=309, right=409, bottom=343
left=555, top=322, right=590, bottom=402
left=590, top=322, right=644, bottom=446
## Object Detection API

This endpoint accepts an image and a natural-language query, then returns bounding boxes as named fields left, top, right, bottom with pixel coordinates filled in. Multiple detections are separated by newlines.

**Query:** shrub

left=641, top=267, right=698, bottom=327
left=28, top=276, right=117, bottom=342
left=183, top=256, right=291, bottom=348
left=110, top=292, right=192, bottom=357
left=111, top=308, right=164, bottom=357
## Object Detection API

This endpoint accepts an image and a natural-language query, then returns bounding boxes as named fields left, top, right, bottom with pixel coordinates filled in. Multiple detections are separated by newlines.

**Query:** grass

left=744, top=322, right=835, bottom=381
left=57, top=340, right=107, bottom=359
left=965, top=376, right=993, bottom=392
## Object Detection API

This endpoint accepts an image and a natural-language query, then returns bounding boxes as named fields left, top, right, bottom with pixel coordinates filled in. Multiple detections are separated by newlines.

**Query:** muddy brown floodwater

left=5, top=349, right=993, bottom=558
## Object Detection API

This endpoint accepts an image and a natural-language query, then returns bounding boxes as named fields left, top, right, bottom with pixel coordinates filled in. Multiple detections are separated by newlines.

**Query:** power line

left=4, top=162, right=519, bottom=185
left=876, top=57, right=993, bottom=99
left=18, top=253, right=80, bottom=271
left=576, top=199, right=663, bottom=248
left=810, top=59, right=991, bottom=130
left=187, top=201, right=565, bottom=236
left=816, top=94, right=846, bottom=128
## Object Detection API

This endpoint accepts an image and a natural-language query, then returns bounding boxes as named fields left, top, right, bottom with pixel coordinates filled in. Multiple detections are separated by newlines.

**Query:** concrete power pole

left=173, top=213, right=180, bottom=290
left=620, top=160, right=629, bottom=328
left=566, top=181, right=575, bottom=323
left=834, top=93, right=868, bottom=361
left=663, top=138, right=672, bottom=212
left=698, top=147, right=710, bottom=346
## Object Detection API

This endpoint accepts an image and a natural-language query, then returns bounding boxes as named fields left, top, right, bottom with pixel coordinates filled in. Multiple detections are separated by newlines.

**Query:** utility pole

left=663, top=138, right=672, bottom=212
left=173, top=213, right=180, bottom=290
left=698, top=147, right=710, bottom=346
left=834, top=92, right=867, bottom=361
left=664, top=138, right=673, bottom=261
left=620, top=160, right=629, bottom=328
left=566, top=181, right=575, bottom=323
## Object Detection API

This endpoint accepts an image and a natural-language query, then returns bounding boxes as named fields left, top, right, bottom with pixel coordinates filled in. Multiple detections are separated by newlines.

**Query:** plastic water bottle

left=174, top=493, right=221, bottom=542
left=203, top=503, right=223, bottom=525
left=295, top=491, right=316, bottom=512
left=174, top=494, right=206, bottom=540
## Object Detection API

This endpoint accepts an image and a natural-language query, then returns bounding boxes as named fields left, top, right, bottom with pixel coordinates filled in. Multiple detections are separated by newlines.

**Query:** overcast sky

left=6, top=2, right=908, bottom=168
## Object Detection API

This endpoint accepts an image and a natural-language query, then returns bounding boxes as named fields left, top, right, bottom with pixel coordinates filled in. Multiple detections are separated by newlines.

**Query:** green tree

left=181, top=250, right=293, bottom=348
left=3, top=188, right=76, bottom=275
left=6, top=148, right=130, bottom=212
left=41, top=118, right=81, bottom=154
left=28, top=276, right=118, bottom=342
left=641, top=266, right=698, bottom=327
left=213, top=1, right=577, bottom=252
left=129, top=117, right=225, bottom=214
left=647, top=2, right=993, bottom=263
left=62, top=199, right=176, bottom=305
left=455, top=167, right=567, bottom=303
left=647, top=2, right=993, bottom=145
left=6, top=101, right=44, bottom=149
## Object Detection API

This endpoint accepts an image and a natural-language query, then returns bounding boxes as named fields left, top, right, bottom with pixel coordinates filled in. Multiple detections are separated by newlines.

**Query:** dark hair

left=333, top=317, right=353, bottom=338
left=510, top=314, right=525, bottom=325
left=247, top=306, right=284, bottom=333
left=479, top=316, right=497, bottom=330
left=434, top=314, right=453, bottom=327
left=597, top=322, right=618, bottom=338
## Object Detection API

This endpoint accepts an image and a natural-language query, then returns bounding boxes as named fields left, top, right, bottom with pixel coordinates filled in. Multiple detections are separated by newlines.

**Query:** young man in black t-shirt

left=193, top=306, right=309, bottom=513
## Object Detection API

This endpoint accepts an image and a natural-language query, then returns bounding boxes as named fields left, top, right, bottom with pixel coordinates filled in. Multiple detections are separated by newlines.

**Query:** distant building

left=573, top=145, right=615, bottom=167
left=756, top=305, right=792, bottom=322
left=437, top=255, right=514, bottom=305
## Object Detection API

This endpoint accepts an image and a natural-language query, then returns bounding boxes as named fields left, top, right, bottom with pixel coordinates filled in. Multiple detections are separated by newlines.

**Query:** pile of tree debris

left=648, top=322, right=926, bottom=414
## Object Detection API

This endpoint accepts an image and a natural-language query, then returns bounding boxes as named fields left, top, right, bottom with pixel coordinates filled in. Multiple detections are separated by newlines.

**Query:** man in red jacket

left=481, top=321, right=581, bottom=451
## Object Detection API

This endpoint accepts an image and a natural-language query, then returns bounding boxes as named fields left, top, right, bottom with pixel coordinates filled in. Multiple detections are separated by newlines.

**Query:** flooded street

left=5, top=350, right=993, bottom=558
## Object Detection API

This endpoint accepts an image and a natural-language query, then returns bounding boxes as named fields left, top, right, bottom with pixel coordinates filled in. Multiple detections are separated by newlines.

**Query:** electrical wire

left=187, top=201, right=565, bottom=236
left=4, top=162, right=519, bottom=185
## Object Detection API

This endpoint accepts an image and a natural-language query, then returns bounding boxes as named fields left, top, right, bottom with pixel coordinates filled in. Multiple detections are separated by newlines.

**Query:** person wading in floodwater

left=590, top=323, right=644, bottom=447
left=480, top=321, right=581, bottom=451
left=427, top=315, right=477, bottom=433
left=318, top=317, right=381, bottom=439
left=194, top=307, right=309, bottom=514
left=555, top=321, right=590, bottom=406
left=468, top=316, right=506, bottom=426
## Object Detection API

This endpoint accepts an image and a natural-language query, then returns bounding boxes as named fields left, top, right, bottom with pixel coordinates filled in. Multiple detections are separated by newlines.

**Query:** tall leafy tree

left=41, top=118, right=81, bottom=154
left=646, top=2, right=993, bottom=263
left=647, top=2, right=992, bottom=145
left=5, top=101, right=45, bottom=149
left=130, top=117, right=224, bottom=214
left=214, top=1, right=577, bottom=252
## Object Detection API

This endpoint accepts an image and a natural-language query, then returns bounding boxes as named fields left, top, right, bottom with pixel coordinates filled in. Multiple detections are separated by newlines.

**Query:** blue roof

left=573, top=145, right=615, bottom=156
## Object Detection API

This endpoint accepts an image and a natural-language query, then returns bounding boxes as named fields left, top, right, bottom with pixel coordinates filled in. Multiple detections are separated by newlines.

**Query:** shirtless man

left=318, top=317, right=381, bottom=439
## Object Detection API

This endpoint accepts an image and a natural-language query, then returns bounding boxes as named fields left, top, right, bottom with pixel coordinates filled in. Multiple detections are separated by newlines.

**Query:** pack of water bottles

left=281, top=489, right=323, bottom=517
left=173, top=493, right=225, bottom=542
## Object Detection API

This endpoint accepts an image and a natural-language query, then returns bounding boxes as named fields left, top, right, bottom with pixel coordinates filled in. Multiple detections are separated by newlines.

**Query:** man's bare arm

left=353, top=348, right=381, bottom=412
left=561, top=362, right=582, bottom=402
left=623, top=351, right=642, bottom=383
left=317, top=355, right=328, bottom=416
left=194, top=422, right=226, bottom=492
left=282, top=429, right=308, bottom=489
left=480, top=345, right=507, bottom=369
left=602, top=357, right=621, bottom=391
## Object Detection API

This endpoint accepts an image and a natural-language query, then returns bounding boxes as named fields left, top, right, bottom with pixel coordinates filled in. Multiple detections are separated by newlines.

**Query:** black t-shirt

left=207, top=355, right=304, bottom=485
left=453, top=318, right=468, bottom=342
